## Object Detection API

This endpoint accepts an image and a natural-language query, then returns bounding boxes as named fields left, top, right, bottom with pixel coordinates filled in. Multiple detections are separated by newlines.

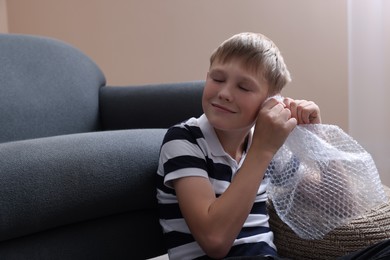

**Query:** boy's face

left=202, top=59, right=270, bottom=133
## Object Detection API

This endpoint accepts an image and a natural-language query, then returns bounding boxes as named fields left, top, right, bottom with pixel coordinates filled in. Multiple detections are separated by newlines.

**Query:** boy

left=156, top=32, right=321, bottom=259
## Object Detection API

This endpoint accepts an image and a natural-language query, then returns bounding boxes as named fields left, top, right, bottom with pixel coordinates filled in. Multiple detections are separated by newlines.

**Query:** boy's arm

left=173, top=149, right=274, bottom=259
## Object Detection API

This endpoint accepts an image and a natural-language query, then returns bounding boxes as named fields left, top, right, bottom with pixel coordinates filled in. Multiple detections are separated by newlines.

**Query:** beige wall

left=349, top=1, right=390, bottom=187
left=0, top=0, right=7, bottom=33
left=6, top=0, right=348, bottom=132
left=4, top=1, right=390, bottom=186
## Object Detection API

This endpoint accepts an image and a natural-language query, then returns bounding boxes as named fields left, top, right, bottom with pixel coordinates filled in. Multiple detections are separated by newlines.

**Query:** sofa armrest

left=0, top=129, right=166, bottom=243
left=99, top=81, right=204, bottom=130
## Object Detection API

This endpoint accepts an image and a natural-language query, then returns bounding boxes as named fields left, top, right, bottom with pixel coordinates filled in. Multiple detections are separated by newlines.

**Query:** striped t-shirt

left=156, top=114, right=276, bottom=260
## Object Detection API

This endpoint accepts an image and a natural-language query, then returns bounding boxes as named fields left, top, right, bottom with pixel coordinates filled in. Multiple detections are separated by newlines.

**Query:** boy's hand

left=252, top=98, right=297, bottom=155
left=252, top=96, right=321, bottom=155
left=283, top=97, right=321, bottom=125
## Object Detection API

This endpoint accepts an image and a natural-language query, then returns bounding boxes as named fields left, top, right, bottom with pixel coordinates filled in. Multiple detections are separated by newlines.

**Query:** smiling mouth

left=212, top=103, right=236, bottom=113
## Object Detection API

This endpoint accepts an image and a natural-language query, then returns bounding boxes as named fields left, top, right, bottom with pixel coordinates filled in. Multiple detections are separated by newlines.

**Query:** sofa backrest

left=0, top=34, right=106, bottom=143
left=99, top=81, right=205, bottom=130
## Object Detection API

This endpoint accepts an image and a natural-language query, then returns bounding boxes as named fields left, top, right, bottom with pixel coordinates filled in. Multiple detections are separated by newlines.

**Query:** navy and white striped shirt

left=156, top=114, right=276, bottom=260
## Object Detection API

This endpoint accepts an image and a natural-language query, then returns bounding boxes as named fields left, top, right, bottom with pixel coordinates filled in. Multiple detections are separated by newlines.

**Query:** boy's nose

left=218, top=84, right=233, bottom=102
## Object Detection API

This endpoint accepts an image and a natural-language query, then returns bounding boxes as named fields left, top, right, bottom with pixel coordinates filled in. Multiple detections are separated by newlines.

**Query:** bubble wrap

left=266, top=124, right=388, bottom=240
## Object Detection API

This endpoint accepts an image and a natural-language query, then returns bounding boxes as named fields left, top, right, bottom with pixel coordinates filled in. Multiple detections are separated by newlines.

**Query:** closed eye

left=238, top=85, right=250, bottom=92
left=208, top=70, right=226, bottom=83
left=212, top=78, right=225, bottom=83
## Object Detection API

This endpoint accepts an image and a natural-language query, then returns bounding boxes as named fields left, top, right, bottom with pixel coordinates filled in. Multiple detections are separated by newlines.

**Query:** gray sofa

left=0, top=33, right=204, bottom=259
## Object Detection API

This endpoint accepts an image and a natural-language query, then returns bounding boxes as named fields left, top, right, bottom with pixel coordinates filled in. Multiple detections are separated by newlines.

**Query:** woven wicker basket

left=267, top=185, right=390, bottom=260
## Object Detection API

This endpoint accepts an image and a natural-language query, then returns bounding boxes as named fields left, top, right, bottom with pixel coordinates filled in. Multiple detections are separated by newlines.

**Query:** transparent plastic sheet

left=265, top=124, right=388, bottom=240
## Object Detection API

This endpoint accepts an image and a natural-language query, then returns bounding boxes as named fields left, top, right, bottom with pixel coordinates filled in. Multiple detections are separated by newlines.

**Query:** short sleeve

left=159, top=126, right=209, bottom=188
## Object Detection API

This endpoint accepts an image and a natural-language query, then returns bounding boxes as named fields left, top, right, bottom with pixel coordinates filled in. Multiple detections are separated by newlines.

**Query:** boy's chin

left=210, top=121, right=254, bottom=134
left=205, top=112, right=255, bottom=133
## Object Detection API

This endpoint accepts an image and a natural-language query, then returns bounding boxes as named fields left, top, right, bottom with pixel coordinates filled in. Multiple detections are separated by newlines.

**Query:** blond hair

left=210, top=32, right=291, bottom=94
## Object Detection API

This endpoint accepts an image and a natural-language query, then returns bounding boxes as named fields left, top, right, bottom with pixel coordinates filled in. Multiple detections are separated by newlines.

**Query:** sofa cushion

left=0, top=128, right=166, bottom=242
